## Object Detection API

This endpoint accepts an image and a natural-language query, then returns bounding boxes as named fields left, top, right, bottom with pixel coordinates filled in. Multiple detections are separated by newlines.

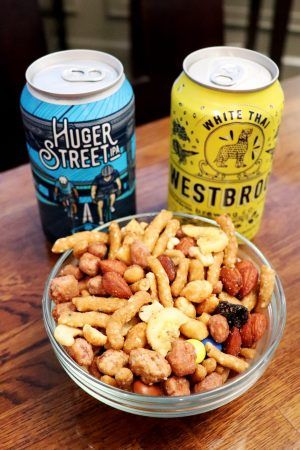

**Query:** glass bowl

left=42, top=212, right=286, bottom=418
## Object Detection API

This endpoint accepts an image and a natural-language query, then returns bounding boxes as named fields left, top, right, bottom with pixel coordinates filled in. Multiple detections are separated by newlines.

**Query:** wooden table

left=1, top=76, right=299, bottom=450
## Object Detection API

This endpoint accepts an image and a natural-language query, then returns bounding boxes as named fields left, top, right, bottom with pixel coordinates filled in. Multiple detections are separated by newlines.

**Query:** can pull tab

left=62, top=67, right=104, bottom=82
left=210, top=63, right=244, bottom=87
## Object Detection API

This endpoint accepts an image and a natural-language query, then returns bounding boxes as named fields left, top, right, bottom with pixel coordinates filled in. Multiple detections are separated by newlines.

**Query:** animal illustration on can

left=214, top=128, right=253, bottom=168
left=168, top=47, right=284, bottom=239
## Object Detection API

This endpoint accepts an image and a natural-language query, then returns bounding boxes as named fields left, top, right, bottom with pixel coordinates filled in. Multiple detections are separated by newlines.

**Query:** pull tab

left=210, top=63, right=244, bottom=87
left=62, top=67, right=104, bottom=82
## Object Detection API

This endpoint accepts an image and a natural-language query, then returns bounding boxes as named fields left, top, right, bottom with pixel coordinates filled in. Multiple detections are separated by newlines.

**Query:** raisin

left=215, top=301, right=249, bottom=329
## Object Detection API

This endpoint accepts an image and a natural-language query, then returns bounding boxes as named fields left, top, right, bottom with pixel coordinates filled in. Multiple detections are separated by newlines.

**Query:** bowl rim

left=43, top=211, right=286, bottom=403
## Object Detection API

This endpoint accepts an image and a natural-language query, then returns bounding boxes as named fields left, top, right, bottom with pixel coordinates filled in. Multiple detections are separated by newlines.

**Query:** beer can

left=168, top=47, right=284, bottom=239
left=20, top=49, right=136, bottom=241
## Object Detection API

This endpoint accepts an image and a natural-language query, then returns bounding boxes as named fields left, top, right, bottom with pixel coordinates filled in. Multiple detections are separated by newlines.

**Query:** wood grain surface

left=1, top=76, right=300, bottom=450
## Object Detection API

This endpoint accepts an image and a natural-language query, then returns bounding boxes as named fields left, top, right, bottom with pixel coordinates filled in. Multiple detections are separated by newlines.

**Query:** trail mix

left=50, top=211, right=275, bottom=396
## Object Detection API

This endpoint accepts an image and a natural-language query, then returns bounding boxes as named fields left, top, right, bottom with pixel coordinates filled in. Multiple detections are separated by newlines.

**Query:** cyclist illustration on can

left=91, top=164, right=122, bottom=224
left=54, top=176, right=79, bottom=223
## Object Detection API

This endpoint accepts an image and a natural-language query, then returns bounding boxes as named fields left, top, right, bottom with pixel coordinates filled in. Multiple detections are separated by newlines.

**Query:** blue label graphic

left=20, top=80, right=136, bottom=240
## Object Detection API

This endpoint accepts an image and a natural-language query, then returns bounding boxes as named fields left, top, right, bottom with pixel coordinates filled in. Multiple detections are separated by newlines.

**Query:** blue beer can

left=20, top=50, right=136, bottom=241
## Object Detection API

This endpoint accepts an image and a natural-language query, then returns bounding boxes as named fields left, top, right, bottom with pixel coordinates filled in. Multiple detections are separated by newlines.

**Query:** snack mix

left=50, top=211, right=275, bottom=397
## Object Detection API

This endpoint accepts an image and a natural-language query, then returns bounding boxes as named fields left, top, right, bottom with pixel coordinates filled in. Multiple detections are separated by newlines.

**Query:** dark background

left=0, top=0, right=294, bottom=171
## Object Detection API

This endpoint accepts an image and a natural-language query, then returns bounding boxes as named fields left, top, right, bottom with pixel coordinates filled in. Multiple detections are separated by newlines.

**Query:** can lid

left=183, top=47, right=279, bottom=92
left=26, top=49, right=124, bottom=98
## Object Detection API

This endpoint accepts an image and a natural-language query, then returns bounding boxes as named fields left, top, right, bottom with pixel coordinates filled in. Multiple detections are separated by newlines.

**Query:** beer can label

left=20, top=79, right=135, bottom=239
left=168, top=73, right=284, bottom=238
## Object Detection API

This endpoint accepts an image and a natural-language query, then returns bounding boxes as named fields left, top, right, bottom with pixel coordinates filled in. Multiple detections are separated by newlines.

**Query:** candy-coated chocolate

left=187, top=339, right=206, bottom=364
left=202, top=337, right=222, bottom=351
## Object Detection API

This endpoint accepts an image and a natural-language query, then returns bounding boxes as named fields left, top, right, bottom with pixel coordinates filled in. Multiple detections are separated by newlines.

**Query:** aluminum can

left=20, top=49, right=136, bottom=241
left=168, top=47, right=284, bottom=239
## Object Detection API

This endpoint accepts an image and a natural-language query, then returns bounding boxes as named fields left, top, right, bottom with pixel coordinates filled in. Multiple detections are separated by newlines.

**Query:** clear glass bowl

left=42, top=213, right=286, bottom=418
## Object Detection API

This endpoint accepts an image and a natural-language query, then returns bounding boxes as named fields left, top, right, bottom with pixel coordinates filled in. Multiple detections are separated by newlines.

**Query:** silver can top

left=26, top=49, right=124, bottom=98
left=183, top=46, right=279, bottom=92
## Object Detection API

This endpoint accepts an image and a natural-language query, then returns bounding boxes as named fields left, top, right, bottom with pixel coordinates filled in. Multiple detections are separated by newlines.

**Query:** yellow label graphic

left=168, top=73, right=284, bottom=239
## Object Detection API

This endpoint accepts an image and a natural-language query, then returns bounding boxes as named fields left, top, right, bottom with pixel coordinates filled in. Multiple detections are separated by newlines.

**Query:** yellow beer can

left=168, top=47, right=284, bottom=239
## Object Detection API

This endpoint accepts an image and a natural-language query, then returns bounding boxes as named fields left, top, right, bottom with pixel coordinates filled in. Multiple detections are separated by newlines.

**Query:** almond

left=131, top=240, right=150, bottom=268
left=157, top=255, right=176, bottom=282
left=175, top=237, right=196, bottom=256
left=251, top=313, right=267, bottom=343
left=102, top=272, right=132, bottom=299
left=236, top=260, right=258, bottom=298
left=220, top=267, right=242, bottom=296
left=240, top=317, right=254, bottom=347
left=224, top=326, right=242, bottom=356
left=240, top=313, right=267, bottom=347
left=99, top=259, right=127, bottom=276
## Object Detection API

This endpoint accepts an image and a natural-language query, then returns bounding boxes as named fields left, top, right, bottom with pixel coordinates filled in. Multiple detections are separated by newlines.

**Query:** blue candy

left=202, top=337, right=222, bottom=351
